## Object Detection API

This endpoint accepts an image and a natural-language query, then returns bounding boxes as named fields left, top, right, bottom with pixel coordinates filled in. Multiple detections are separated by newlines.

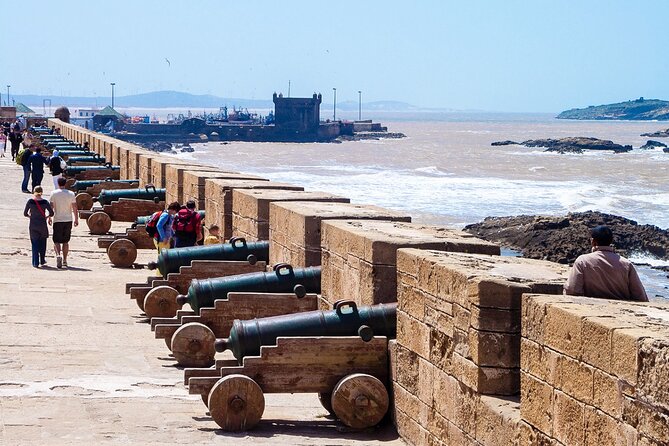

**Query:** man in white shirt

left=50, top=177, right=78, bottom=268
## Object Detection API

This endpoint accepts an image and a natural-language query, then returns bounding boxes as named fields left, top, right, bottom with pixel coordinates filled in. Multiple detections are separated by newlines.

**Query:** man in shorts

left=50, top=177, right=79, bottom=268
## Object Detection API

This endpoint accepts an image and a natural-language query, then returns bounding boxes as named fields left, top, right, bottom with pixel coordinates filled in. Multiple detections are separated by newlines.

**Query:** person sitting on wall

left=564, top=225, right=648, bottom=302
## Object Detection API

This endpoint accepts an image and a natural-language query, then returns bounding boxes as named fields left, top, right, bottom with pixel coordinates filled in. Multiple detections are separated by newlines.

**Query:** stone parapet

left=520, top=295, right=669, bottom=446
left=182, top=170, right=266, bottom=211
left=268, top=201, right=411, bottom=268
left=321, top=220, right=501, bottom=307
left=232, top=189, right=350, bottom=241
left=205, top=179, right=304, bottom=241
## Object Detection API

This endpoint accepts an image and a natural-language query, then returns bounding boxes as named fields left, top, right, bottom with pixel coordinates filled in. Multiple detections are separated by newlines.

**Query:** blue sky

left=2, top=0, right=668, bottom=112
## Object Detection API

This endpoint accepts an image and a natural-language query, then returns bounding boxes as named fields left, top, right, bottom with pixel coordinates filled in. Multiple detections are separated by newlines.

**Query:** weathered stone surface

left=205, top=179, right=303, bottom=240
left=269, top=201, right=410, bottom=267
left=232, top=189, right=349, bottom=241
left=475, top=395, right=521, bottom=446
left=321, top=220, right=499, bottom=306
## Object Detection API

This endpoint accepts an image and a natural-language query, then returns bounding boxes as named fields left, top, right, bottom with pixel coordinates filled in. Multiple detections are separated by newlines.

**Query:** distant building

left=75, top=108, right=99, bottom=118
left=273, top=93, right=322, bottom=132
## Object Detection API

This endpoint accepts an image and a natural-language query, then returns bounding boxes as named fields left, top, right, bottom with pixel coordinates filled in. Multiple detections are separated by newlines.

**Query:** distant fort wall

left=48, top=118, right=669, bottom=446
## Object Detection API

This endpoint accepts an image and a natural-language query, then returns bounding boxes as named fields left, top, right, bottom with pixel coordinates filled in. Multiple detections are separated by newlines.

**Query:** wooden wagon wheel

left=143, top=286, right=179, bottom=319
left=208, top=374, right=264, bottom=432
left=171, top=322, right=216, bottom=367
left=107, top=239, right=137, bottom=268
left=75, top=192, right=94, bottom=210
left=331, top=373, right=389, bottom=429
left=87, top=211, right=111, bottom=235
left=164, top=335, right=173, bottom=351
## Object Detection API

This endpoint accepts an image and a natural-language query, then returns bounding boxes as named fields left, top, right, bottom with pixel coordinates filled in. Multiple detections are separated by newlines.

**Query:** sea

left=153, top=112, right=669, bottom=300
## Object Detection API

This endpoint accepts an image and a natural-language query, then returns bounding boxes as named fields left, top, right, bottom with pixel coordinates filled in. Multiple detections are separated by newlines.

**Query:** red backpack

left=173, top=208, right=198, bottom=237
left=145, top=211, right=164, bottom=238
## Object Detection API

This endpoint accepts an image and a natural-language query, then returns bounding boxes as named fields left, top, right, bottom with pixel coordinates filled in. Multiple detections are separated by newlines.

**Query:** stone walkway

left=0, top=156, right=403, bottom=445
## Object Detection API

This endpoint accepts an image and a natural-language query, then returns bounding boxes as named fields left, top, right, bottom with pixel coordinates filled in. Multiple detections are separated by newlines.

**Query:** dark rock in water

left=464, top=211, right=669, bottom=265
left=491, top=140, right=518, bottom=146
left=641, top=128, right=669, bottom=138
left=180, top=145, right=194, bottom=153
left=146, top=142, right=173, bottom=153
left=522, top=137, right=632, bottom=154
left=639, top=140, right=667, bottom=150
left=665, top=147, right=669, bottom=153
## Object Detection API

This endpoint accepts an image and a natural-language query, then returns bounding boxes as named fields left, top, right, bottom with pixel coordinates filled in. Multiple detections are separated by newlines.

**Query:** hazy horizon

left=2, top=1, right=668, bottom=113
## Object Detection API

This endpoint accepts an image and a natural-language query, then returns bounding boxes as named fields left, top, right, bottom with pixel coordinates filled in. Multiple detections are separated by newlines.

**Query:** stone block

left=206, top=178, right=302, bottom=241
left=321, top=220, right=498, bottom=307
left=393, top=342, right=419, bottom=394
left=397, top=310, right=431, bottom=360
left=552, top=390, right=584, bottom=446
left=183, top=170, right=266, bottom=210
left=475, top=395, right=521, bottom=446
left=520, top=338, right=559, bottom=384
left=232, top=189, right=349, bottom=241
left=138, top=153, right=156, bottom=186
left=269, top=201, right=411, bottom=268
left=553, top=354, right=594, bottom=405
left=520, top=373, right=554, bottom=437
left=393, top=408, right=429, bottom=446
left=583, top=406, right=620, bottom=446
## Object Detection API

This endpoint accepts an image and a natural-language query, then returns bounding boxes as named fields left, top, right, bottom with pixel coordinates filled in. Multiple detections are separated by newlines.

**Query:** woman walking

left=23, top=186, right=54, bottom=268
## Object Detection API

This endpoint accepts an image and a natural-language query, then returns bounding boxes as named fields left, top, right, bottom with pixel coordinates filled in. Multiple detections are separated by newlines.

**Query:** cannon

left=71, top=179, right=140, bottom=193
left=155, top=291, right=318, bottom=366
left=217, top=301, right=396, bottom=361
left=133, top=210, right=204, bottom=228
left=186, top=334, right=391, bottom=431
left=57, top=150, right=95, bottom=159
left=95, top=186, right=165, bottom=206
left=66, top=155, right=107, bottom=165
left=174, top=263, right=319, bottom=312
left=149, top=237, right=268, bottom=277
left=85, top=198, right=164, bottom=234
left=65, top=165, right=121, bottom=181
left=128, top=260, right=266, bottom=313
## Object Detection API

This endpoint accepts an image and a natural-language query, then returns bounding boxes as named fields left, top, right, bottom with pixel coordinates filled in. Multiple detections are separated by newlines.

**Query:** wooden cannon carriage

left=185, top=336, right=390, bottom=431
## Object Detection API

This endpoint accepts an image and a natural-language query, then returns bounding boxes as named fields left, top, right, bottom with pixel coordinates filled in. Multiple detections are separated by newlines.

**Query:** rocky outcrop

left=490, top=137, right=632, bottom=154
left=639, top=140, right=668, bottom=150
left=642, top=128, right=669, bottom=137
left=491, top=140, right=518, bottom=146
left=557, top=97, right=669, bottom=120
left=464, top=211, right=669, bottom=265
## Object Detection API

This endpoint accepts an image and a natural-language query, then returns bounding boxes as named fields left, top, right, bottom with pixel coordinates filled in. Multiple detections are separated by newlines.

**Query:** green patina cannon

left=44, top=141, right=84, bottom=149
left=71, top=179, right=139, bottom=192
left=94, top=186, right=165, bottom=206
left=58, top=150, right=95, bottom=159
left=64, top=164, right=120, bottom=177
left=149, top=237, right=267, bottom=277
left=133, top=210, right=204, bottom=227
left=66, top=154, right=107, bottom=165
left=176, top=263, right=319, bottom=312
left=215, top=301, right=397, bottom=362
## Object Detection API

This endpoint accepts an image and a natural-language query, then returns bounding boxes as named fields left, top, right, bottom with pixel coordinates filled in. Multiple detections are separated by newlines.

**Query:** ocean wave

left=413, top=166, right=453, bottom=176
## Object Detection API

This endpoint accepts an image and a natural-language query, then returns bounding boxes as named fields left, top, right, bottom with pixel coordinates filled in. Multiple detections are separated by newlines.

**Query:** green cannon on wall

left=148, top=237, right=268, bottom=277
left=175, top=263, right=320, bottom=313
left=94, top=186, right=165, bottom=206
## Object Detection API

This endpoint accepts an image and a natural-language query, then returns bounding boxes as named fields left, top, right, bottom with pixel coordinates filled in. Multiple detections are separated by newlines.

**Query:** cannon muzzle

left=147, top=261, right=158, bottom=270
left=176, top=294, right=189, bottom=306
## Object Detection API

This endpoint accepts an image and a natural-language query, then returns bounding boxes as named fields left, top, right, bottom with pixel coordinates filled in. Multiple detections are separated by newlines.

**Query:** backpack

left=173, top=208, right=198, bottom=237
left=145, top=211, right=164, bottom=238
left=16, top=148, right=26, bottom=165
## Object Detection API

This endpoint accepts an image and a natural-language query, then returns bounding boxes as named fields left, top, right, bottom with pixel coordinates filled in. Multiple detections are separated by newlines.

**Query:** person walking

left=20, top=144, right=33, bottom=193
left=48, top=150, right=66, bottom=189
left=172, top=200, right=203, bottom=248
left=8, top=129, right=23, bottom=161
left=564, top=225, right=648, bottom=301
left=0, top=132, right=6, bottom=157
left=50, top=177, right=78, bottom=268
left=28, top=146, right=48, bottom=190
left=23, top=186, right=54, bottom=268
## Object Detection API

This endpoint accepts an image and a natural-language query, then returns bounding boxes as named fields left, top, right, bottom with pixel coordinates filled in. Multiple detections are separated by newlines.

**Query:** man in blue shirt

left=28, top=146, right=49, bottom=191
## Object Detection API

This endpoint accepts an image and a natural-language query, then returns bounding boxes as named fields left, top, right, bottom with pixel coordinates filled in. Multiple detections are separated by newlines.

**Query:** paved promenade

left=0, top=156, right=403, bottom=445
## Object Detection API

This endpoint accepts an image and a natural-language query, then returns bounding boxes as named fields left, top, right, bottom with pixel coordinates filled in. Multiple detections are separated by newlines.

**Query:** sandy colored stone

left=552, top=390, right=585, bottom=446
left=475, top=395, right=521, bottom=446
left=520, top=373, right=554, bottom=436
left=269, top=201, right=411, bottom=267
left=397, top=310, right=431, bottom=360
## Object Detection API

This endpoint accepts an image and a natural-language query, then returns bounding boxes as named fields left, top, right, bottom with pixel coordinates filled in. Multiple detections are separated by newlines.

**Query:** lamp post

left=6, top=85, right=10, bottom=107
left=358, top=90, right=362, bottom=121
left=110, top=82, right=116, bottom=108
left=332, top=87, right=337, bottom=121
left=288, top=80, right=291, bottom=98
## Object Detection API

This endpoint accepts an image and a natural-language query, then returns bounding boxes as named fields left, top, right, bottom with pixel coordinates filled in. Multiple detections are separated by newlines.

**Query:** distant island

left=557, top=97, right=669, bottom=120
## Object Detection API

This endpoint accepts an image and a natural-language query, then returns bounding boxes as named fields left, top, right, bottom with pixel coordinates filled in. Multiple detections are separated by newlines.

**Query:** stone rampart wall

left=48, top=119, right=669, bottom=446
